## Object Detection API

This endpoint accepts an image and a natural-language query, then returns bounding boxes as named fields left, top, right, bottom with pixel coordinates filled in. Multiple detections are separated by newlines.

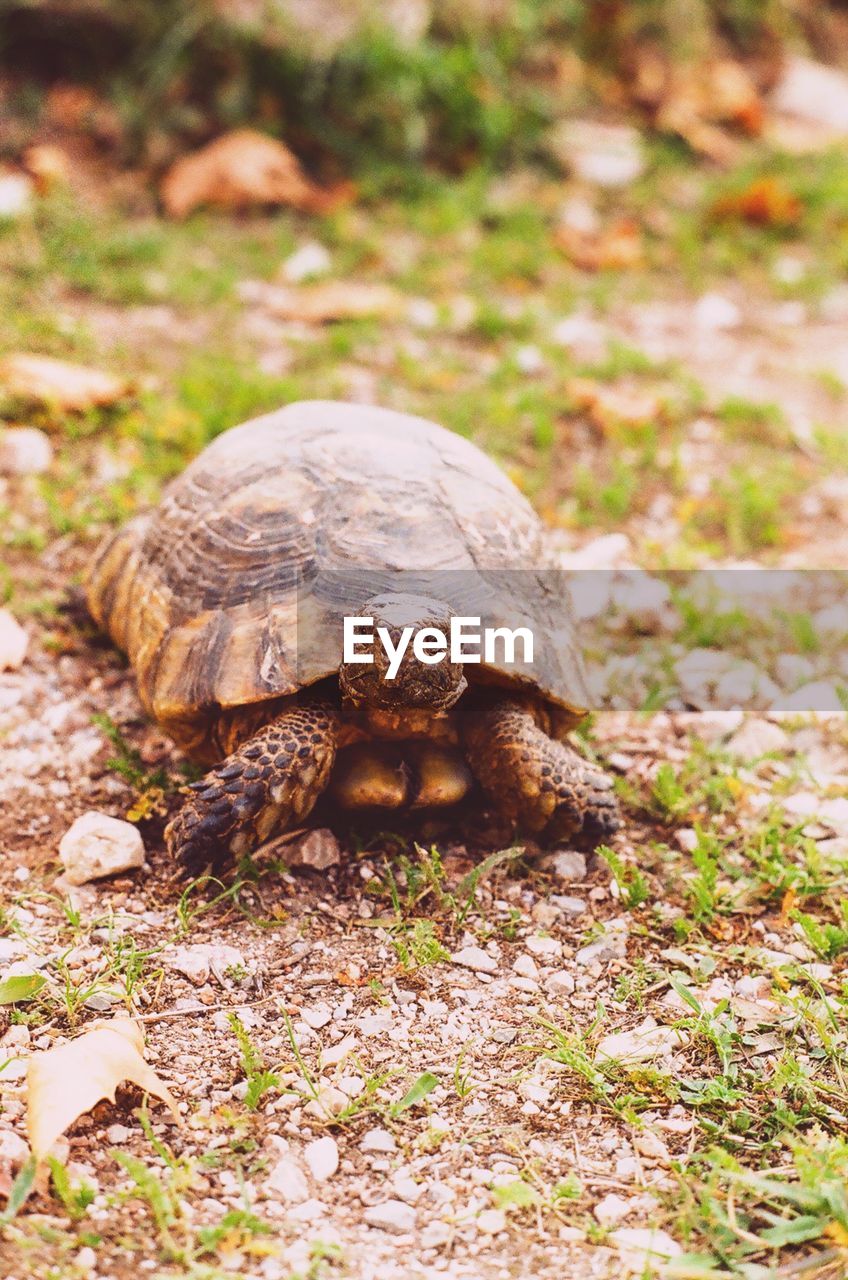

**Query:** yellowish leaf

left=265, top=280, right=404, bottom=324
left=27, top=1018, right=180, bottom=1161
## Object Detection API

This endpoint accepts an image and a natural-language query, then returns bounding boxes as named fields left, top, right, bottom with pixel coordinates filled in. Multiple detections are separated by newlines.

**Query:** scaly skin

left=462, top=697, right=620, bottom=843
left=165, top=698, right=338, bottom=875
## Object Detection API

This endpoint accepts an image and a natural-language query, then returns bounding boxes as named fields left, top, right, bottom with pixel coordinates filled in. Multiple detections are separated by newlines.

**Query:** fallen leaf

left=712, top=177, right=803, bottom=228
left=0, top=354, right=128, bottom=412
left=263, top=280, right=404, bottom=324
left=27, top=1017, right=180, bottom=1160
left=567, top=377, right=663, bottom=432
left=0, top=975, right=45, bottom=1006
left=22, top=145, right=70, bottom=193
left=555, top=218, right=643, bottom=272
left=161, top=129, right=349, bottom=219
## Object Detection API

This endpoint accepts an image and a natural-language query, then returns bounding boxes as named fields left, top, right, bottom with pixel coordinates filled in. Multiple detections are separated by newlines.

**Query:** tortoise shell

left=86, top=401, right=590, bottom=751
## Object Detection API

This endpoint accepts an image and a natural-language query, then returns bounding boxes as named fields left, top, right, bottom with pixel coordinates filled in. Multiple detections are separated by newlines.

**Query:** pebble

left=281, top=241, right=331, bottom=282
left=593, top=1192, right=633, bottom=1226
left=360, top=1127, right=397, bottom=1154
left=725, top=719, right=790, bottom=760
left=778, top=681, right=844, bottom=713
left=106, top=1123, right=132, bottom=1144
left=303, top=1135, right=339, bottom=1181
left=166, top=942, right=246, bottom=986
left=595, top=1017, right=688, bottom=1065
left=0, top=426, right=53, bottom=475
left=0, top=609, right=28, bottom=671
left=477, top=1208, right=507, bottom=1234
left=549, top=120, right=645, bottom=187
left=451, top=946, right=498, bottom=974
left=301, top=1002, right=333, bottom=1030
left=611, top=1226, right=682, bottom=1268
left=265, top=1155, right=309, bottom=1203
left=0, top=172, right=34, bottom=219
left=512, top=954, right=539, bottom=980
left=58, top=811, right=145, bottom=885
left=539, top=850, right=587, bottom=881
left=545, top=970, right=576, bottom=995
left=364, top=1200, right=416, bottom=1234
left=289, top=827, right=342, bottom=869
left=693, top=292, right=741, bottom=331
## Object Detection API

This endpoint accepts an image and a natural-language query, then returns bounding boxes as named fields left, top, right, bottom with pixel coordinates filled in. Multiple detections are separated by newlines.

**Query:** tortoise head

left=339, top=593, right=467, bottom=717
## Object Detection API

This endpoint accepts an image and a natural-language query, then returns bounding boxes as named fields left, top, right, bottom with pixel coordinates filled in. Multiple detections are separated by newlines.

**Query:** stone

left=281, top=241, right=331, bottom=282
left=560, top=533, right=632, bottom=571
left=451, top=946, right=497, bottom=974
left=611, top=1227, right=682, bottom=1271
left=58, top=811, right=145, bottom=885
left=548, top=121, right=645, bottom=187
left=364, top=1200, right=416, bottom=1234
left=539, top=850, right=587, bottom=881
left=0, top=609, right=28, bottom=671
left=265, top=1154, right=309, bottom=1203
left=165, top=943, right=246, bottom=986
left=301, top=1002, right=333, bottom=1029
left=778, top=681, right=844, bottom=714
left=0, top=172, right=34, bottom=220
left=289, top=827, right=342, bottom=870
left=477, top=1208, right=507, bottom=1234
left=361, top=1127, right=397, bottom=1154
left=772, top=56, right=848, bottom=134
left=512, top=954, right=539, bottom=980
left=593, top=1192, right=633, bottom=1226
left=545, top=970, right=575, bottom=995
left=0, top=427, right=53, bottom=475
left=725, top=719, right=790, bottom=760
left=303, top=1135, right=338, bottom=1181
left=595, top=1017, right=688, bottom=1065
left=693, top=292, right=741, bottom=331
left=106, top=1124, right=132, bottom=1144
left=0, top=1128, right=30, bottom=1167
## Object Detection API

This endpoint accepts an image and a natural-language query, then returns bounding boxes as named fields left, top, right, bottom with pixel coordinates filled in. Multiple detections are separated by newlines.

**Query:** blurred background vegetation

left=0, top=0, right=845, bottom=178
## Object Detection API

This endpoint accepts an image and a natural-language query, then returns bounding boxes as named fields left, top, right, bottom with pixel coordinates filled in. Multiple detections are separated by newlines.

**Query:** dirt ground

left=2, top=134, right=848, bottom=1280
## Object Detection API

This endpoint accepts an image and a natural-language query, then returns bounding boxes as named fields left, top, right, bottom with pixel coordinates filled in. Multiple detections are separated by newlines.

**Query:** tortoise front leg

left=462, top=698, right=620, bottom=844
left=165, top=698, right=339, bottom=875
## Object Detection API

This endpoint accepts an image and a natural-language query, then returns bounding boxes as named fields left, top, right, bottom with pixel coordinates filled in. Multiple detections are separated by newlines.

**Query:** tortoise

left=86, top=400, right=619, bottom=873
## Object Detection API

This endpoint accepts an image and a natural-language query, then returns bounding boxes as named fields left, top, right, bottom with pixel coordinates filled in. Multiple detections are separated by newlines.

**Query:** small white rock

left=166, top=942, right=245, bottom=986
left=289, top=827, right=342, bottom=869
left=512, top=954, right=539, bottom=980
left=0, top=172, right=34, bottom=220
left=477, top=1208, right=507, bottom=1234
left=303, top=1135, right=338, bottom=1181
left=281, top=241, right=331, bottom=282
left=301, top=1002, right=333, bottom=1030
left=545, top=969, right=576, bottom=995
left=0, top=427, right=53, bottom=475
left=596, top=1017, right=688, bottom=1065
left=106, top=1123, right=132, bottom=1144
left=0, top=609, right=28, bottom=671
left=361, top=1127, right=397, bottom=1154
left=594, top=1192, right=633, bottom=1226
left=610, top=1226, right=682, bottom=1269
left=58, top=811, right=145, bottom=885
left=265, top=1154, right=309, bottom=1203
left=364, top=1200, right=416, bottom=1234
left=693, top=292, right=741, bottom=331
left=725, top=718, right=790, bottom=760
left=451, top=945, right=497, bottom=974
left=540, top=850, right=587, bottom=881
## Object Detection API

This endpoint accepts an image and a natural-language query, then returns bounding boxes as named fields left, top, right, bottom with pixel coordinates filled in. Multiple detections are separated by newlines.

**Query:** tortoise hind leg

left=165, top=698, right=339, bottom=875
left=463, top=697, right=620, bottom=844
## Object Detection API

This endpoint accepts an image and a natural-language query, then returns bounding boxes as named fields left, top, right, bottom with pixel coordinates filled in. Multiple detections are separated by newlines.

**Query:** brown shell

left=86, top=401, right=590, bottom=745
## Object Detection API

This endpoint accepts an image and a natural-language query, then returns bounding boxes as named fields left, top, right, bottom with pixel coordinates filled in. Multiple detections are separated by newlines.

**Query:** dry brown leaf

left=23, top=144, right=70, bottom=194
left=160, top=129, right=347, bottom=219
left=568, top=377, right=662, bottom=433
left=712, top=177, right=803, bottom=228
left=27, top=1017, right=180, bottom=1160
left=555, top=219, right=643, bottom=272
left=264, top=280, right=404, bottom=324
left=0, top=354, right=128, bottom=412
